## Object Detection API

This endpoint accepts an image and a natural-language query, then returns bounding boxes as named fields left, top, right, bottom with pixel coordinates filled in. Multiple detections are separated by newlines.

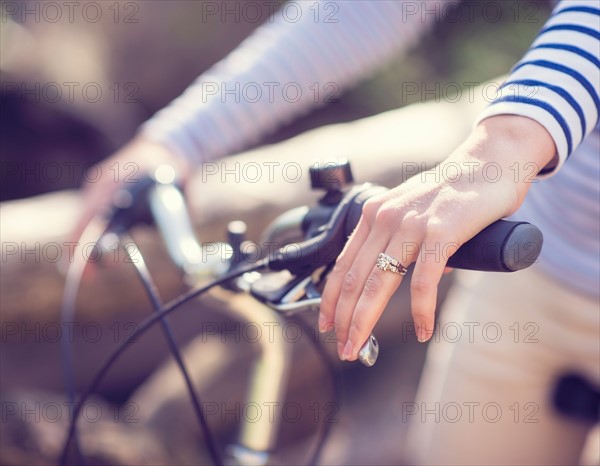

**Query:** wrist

left=473, top=115, right=557, bottom=170
left=122, top=136, right=193, bottom=179
left=448, top=115, right=556, bottom=214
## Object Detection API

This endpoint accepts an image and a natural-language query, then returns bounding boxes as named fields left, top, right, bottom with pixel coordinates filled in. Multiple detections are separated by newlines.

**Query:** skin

left=72, top=136, right=191, bottom=244
left=76, top=114, right=556, bottom=360
left=318, top=114, right=557, bottom=360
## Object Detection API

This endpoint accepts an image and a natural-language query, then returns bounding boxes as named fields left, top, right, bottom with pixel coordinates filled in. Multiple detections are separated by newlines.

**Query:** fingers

left=330, top=228, right=389, bottom=357
left=340, top=235, right=419, bottom=361
left=319, top=218, right=370, bottom=331
left=322, top=223, right=451, bottom=360
left=410, top=235, right=449, bottom=342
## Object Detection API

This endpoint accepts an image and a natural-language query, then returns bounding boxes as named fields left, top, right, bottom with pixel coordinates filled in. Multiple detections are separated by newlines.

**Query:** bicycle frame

left=150, top=181, right=295, bottom=465
left=63, top=161, right=543, bottom=465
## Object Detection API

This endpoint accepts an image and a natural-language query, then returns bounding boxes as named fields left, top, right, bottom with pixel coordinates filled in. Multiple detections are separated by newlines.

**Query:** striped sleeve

left=140, top=1, right=453, bottom=164
left=475, top=0, right=600, bottom=176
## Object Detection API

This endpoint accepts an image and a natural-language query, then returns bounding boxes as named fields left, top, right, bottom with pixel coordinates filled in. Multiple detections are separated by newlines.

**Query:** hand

left=319, top=115, right=556, bottom=360
left=70, top=136, right=192, bottom=256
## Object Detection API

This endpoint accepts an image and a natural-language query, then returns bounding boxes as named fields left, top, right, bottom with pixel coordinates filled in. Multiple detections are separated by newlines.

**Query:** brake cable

left=60, top=163, right=352, bottom=465
left=59, top=258, right=269, bottom=466
left=60, top=214, right=230, bottom=466
left=119, top=233, right=223, bottom=466
left=60, top=218, right=109, bottom=466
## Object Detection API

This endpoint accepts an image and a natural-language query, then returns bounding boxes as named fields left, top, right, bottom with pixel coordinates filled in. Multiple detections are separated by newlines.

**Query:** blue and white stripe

left=487, top=1, right=600, bottom=298
left=477, top=0, right=600, bottom=175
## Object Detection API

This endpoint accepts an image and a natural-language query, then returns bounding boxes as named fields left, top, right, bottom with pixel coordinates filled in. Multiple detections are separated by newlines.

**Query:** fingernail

left=337, top=342, right=345, bottom=360
left=415, top=324, right=429, bottom=343
left=318, top=315, right=326, bottom=333
left=341, top=341, right=354, bottom=361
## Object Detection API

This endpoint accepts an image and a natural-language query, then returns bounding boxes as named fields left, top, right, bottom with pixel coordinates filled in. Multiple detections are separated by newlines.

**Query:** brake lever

left=254, top=273, right=380, bottom=367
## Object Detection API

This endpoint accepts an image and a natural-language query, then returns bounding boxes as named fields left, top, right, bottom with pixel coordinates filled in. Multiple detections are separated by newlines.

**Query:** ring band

left=376, top=252, right=408, bottom=276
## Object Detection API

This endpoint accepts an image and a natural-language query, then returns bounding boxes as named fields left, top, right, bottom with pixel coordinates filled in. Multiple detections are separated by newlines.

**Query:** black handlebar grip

left=273, top=183, right=544, bottom=275
left=344, top=185, right=543, bottom=273
left=447, top=220, right=543, bottom=272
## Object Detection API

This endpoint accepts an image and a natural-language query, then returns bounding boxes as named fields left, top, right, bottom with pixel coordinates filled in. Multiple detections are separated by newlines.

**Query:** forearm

left=140, top=1, right=454, bottom=164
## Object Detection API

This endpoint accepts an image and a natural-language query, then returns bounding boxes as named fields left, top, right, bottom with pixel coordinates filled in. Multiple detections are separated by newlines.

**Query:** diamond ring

left=376, top=252, right=408, bottom=276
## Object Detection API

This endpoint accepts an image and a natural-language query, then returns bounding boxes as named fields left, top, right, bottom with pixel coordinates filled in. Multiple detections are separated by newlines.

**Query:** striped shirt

left=141, top=1, right=600, bottom=298
left=476, top=1, right=600, bottom=297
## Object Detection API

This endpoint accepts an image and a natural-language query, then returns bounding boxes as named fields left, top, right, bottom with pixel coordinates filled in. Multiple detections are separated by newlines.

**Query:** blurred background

left=1, top=1, right=552, bottom=465
left=0, top=0, right=550, bottom=200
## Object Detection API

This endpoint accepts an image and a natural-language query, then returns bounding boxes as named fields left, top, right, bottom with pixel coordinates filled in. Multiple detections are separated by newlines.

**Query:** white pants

left=407, top=265, right=600, bottom=465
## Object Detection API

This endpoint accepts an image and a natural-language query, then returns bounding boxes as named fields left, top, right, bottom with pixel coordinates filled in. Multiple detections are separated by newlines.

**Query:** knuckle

left=362, top=198, right=381, bottom=223
left=347, top=320, right=364, bottom=343
left=362, top=273, right=383, bottom=298
left=375, top=206, right=400, bottom=225
left=401, top=212, right=425, bottom=233
left=425, top=219, right=446, bottom=240
left=332, top=256, right=349, bottom=275
left=410, top=274, right=432, bottom=295
left=341, top=269, right=360, bottom=293
left=411, top=310, right=430, bottom=325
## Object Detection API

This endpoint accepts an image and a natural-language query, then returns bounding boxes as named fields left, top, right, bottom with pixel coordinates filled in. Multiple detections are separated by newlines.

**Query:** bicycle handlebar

left=269, top=183, right=543, bottom=275
left=148, top=182, right=231, bottom=280
left=79, top=160, right=545, bottom=466
left=344, top=184, right=543, bottom=272
left=112, top=162, right=543, bottom=279
left=148, top=182, right=203, bottom=270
